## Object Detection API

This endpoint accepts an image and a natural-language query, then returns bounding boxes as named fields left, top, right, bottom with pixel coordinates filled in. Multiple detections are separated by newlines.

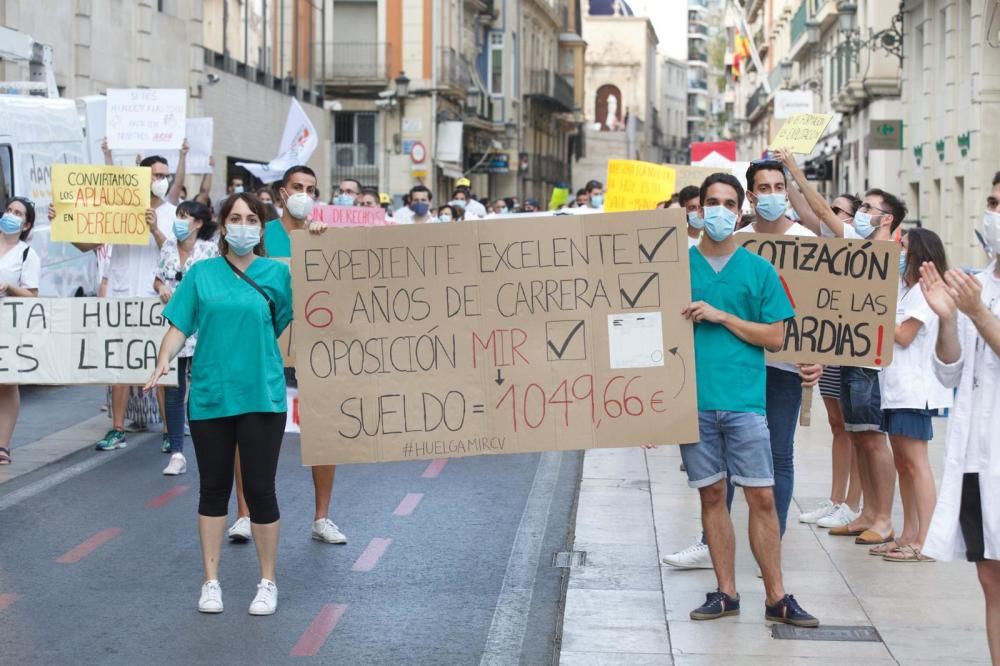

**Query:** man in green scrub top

left=226, top=165, right=349, bottom=547
left=679, top=173, right=819, bottom=628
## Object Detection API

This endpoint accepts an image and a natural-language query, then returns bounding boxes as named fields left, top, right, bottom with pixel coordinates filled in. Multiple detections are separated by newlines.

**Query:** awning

left=437, top=162, right=464, bottom=180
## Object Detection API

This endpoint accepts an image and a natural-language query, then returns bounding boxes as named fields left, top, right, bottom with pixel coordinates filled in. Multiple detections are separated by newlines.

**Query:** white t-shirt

left=464, top=199, right=488, bottom=219
left=879, top=280, right=953, bottom=411
left=107, top=202, right=176, bottom=298
left=736, top=221, right=817, bottom=373
left=820, top=221, right=864, bottom=239
left=0, top=240, right=41, bottom=293
left=687, top=236, right=699, bottom=249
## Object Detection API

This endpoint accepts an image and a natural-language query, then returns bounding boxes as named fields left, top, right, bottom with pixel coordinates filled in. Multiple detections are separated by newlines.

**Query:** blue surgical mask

left=450, top=199, right=467, bottom=210
left=233, top=186, right=244, bottom=194
left=225, top=224, right=260, bottom=256
left=687, top=210, right=704, bottom=230
left=499, top=207, right=509, bottom=215
left=411, top=202, right=430, bottom=217
left=173, top=218, right=192, bottom=242
left=438, top=213, right=453, bottom=223
left=590, top=194, right=604, bottom=208
left=703, top=205, right=738, bottom=241
left=899, top=251, right=907, bottom=277
left=333, top=194, right=354, bottom=206
left=852, top=210, right=879, bottom=239
left=0, top=213, right=22, bottom=235
left=754, top=193, right=788, bottom=222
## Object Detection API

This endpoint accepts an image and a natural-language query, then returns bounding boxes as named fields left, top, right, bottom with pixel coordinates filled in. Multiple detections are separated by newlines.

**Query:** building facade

left=660, top=55, right=689, bottom=164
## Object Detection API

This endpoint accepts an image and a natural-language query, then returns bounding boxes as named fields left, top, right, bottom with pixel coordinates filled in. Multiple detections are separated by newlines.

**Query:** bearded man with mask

left=55, top=154, right=177, bottom=451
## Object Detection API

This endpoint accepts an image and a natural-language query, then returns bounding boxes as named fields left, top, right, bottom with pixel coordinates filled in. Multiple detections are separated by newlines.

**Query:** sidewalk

left=559, top=396, right=992, bottom=664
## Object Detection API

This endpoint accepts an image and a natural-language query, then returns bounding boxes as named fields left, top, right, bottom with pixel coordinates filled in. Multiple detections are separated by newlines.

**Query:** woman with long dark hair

left=146, top=193, right=292, bottom=614
left=876, top=228, right=953, bottom=562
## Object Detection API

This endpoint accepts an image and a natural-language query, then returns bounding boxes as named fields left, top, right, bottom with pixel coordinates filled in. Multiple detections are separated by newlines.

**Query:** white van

left=0, top=94, right=98, bottom=296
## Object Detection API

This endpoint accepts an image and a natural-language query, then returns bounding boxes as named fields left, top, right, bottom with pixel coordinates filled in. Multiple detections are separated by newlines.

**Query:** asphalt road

left=0, top=390, right=582, bottom=665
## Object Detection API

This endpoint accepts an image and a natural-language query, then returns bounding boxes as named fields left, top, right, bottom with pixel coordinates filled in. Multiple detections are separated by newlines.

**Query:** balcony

left=790, top=1, right=808, bottom=45
left=528, top=154, right=569, bottom=183
left=313, top=42, right=393, bottom=88
left=689, top=23, right=709, bottom=39
left=688, top=79, right=708, bottom=94
left=526, top=69, right=575, bottom=112
left=746, top=83, right=767, bottom=118
left=688, top=52, right=708, bottom=65
left=439, top=47, right=473, bottom=98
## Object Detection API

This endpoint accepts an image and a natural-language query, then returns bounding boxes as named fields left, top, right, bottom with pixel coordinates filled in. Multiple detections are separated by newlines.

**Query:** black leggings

left=190, top=412, right=286, bottom=524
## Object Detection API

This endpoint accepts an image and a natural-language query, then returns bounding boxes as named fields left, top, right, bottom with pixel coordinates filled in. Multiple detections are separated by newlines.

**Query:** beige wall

left=582, top=17, right=657, bottom=124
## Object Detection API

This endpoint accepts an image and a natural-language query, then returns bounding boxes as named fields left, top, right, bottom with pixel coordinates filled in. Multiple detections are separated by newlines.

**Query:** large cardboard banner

left=290, top=210, right=699, bottom=465
left=605, top=160, right=676, bottom=212
left=739, top=234, right=900, bottom=367
left=0, top=298, right=177, bottom=385
left=669, top=164, right=721, bottom=191
left=106, top=88, right=186, bottom=151
left=51, top=165, right=152, bottom=246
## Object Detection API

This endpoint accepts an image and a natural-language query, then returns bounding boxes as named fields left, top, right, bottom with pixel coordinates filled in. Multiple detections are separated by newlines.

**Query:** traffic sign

left=870, top=120, right=903, bottom=150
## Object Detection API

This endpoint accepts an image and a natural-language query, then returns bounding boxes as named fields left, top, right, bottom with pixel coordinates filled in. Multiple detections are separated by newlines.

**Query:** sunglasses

left=858, top=202, right=891, bottom=215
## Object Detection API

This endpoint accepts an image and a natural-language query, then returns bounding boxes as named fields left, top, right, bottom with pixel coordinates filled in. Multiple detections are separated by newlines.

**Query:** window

left=0, top=144, right=12, bottom=204
left=489, top=33, right=504, bottom=96
left=333, top=113, right=376, bottom=166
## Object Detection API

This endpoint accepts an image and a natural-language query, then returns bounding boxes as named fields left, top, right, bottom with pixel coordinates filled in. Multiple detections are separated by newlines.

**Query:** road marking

left=145, top=485, right=190, bottom=509
left=290, top=603, right=348, bottom=657
left=479, top=451, right=562, bottom=666
left=393, top=493, right=423, bottom=516
left=351, top=538, right=392, bottom=572
left=421, top=459, right=447, bottom=478
left=56, top=528, right=123, bottom=564
left=0, top=445, right=136, bottom=513
left=0, top=593, right=21, bottom=611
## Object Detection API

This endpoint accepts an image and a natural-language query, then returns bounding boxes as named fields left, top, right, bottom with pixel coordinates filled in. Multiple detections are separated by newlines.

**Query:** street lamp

left=837, top=2, right=858, bottom=33
left=394, top=71, right=411, bottom=99
left=806, top=20, right=821, bottom=43
left=780, top=59, right=793, bottom=87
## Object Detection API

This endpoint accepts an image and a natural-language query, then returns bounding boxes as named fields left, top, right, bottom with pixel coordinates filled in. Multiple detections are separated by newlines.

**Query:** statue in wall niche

left=595, top=84, right=624, bottom=131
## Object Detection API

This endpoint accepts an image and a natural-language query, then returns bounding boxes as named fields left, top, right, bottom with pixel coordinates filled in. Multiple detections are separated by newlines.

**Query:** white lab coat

left=923, top=264, right=1000, bottom=561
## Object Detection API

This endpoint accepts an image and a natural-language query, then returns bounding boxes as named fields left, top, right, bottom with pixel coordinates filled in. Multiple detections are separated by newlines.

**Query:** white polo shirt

left=107, top=201, right=176, bottom=298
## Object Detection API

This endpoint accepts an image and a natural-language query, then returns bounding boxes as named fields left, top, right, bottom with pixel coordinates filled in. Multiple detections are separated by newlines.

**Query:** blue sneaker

left=95, top=429, right=127, bottom=451
left=765, top=594, right=819, bottom=627
left=690, top=590, right=740, bottom=620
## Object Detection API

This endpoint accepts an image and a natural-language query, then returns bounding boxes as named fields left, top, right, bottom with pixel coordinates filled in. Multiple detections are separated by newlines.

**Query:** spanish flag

left=732, top=30, right=751, bottom=80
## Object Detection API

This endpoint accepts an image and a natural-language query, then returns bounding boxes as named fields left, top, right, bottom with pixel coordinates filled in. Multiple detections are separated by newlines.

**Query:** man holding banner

left=680, top=172, right=818, bottom=627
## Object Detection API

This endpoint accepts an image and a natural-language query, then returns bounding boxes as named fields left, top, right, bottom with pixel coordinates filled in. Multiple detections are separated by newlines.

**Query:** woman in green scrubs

left=146, top=193, right=292, bottom=616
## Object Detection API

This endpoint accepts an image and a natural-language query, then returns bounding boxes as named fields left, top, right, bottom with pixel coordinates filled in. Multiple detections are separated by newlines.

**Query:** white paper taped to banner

left=0, top=298, right=177, bottom=385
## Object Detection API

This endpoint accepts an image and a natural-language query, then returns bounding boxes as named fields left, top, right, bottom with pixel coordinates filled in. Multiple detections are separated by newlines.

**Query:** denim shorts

left=680, top=410, right=774, bottom=489
left=882, top=408, right=935, bottom=441
left=839, top=366, right=884, bottom=432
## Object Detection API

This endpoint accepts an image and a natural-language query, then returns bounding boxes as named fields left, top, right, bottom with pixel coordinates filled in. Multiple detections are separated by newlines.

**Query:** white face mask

left=983, top=210, right=1000, bottom=253
left=151, top=178, right=169, bottom=200
left=285, top=192, right=314, bottom=220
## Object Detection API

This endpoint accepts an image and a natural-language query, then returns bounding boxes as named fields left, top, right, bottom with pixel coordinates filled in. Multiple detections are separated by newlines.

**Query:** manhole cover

left=771, top=624, right=882, bottom=642
left=551, top=551, right=587, bottom=567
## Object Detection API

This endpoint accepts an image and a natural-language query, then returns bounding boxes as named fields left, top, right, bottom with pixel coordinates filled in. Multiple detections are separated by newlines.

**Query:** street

left=0, top=388, right=581, bottom=665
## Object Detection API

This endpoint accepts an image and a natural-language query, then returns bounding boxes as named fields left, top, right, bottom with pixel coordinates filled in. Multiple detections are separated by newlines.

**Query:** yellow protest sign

left=604, top=160, right=676, bottom=212
left=51, top=165, right=151, bottom=245
left=768, top=113, right=834, bottom=154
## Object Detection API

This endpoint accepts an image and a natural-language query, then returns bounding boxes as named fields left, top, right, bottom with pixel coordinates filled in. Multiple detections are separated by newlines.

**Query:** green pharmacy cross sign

left=870, top=120, right=903, bottom=150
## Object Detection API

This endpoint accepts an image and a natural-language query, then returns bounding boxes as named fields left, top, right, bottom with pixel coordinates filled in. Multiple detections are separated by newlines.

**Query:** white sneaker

left=227, top=516, right=252, bottom=543
left=198, top=580, right=223, bottom=613
left=798, top=499, right=836, bottom=524
left=312, top=518, right=347, bottom=544
left=661, top=538, right=712, bottom=569
left=817, top=503, right=861, bottom=528
left=248, top=579, right=278, bottom=616
left=162, top=452, right=187, bottom=476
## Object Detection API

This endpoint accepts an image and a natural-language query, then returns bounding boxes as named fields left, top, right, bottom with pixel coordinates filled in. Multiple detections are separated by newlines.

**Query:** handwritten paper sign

left=50, top=165, right=151, bottom=246
left=605, top=160, right=677, bottom=212
left=739, top=235, right=900, bottom=367
left=106, top=88, right=186, bottom=151
left=0, top=298, right=177, bottom=385
left=768, top=113, right=834, bottom=154
left=311, top=205, right=390, bottom=227
left=290, top=210, right=699, bottom=465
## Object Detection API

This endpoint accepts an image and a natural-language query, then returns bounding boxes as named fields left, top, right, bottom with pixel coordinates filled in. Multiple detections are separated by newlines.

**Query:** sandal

left=868, top=540, right=902, bottom=556
left=883, top=545, right=935, bottom=563
left=0, top=447, right=10, bottom=465
left=855, top=529, right=895, bottom=545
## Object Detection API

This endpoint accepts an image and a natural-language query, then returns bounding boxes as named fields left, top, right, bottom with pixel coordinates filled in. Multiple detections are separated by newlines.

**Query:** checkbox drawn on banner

left=546, top=320, right=587, bottom=361
left=637, top=227, right=678, bottom=264
left=618, top=272, right=661, bottom=309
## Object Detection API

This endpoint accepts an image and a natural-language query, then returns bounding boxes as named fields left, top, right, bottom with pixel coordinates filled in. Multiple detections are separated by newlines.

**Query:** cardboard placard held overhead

left=50, top=165, right=151, bottom=245
left=768, top=113, right=834, bottom=154
left=0, top=298, right=177, bottom=385
left=604, top=160, right=676, bottom=212
left=739, top=234, right=900, bottom=367
left=290, top=210, right=699, bottom=466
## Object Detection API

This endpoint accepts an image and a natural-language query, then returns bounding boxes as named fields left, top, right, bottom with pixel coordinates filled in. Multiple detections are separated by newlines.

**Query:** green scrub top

left=689, top=246, right=794, bottom=415
left=264, top=219, right=291, bottom=258
left=163, top=256, right=293, bottom=420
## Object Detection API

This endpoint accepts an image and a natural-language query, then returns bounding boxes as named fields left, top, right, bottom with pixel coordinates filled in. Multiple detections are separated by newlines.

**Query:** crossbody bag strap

left=224, top=257, right=277, bottom=322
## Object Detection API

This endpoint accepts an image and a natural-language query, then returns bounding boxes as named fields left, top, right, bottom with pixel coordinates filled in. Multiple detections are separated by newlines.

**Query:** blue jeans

left=164, top=356, right=190, bottom=453
left=724, top=367, right=801, bottom=535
